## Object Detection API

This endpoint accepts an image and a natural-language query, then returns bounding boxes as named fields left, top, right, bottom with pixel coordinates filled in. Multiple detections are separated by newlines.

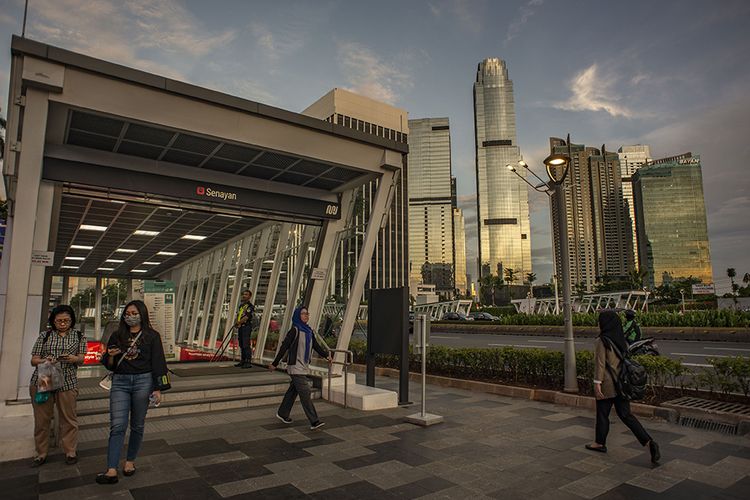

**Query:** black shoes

left=649, top=440, right=661, bottom=464
left=310, top=421, right=326, bottom=430
left=585, top=444, right=607, bottom=453
left=65, top=455, right=78, bottom=465
left=30, top=456, right=46, bottom=468
left=234, top=362, right=243, bottom=367
left=96, top=473, right=119, bottom=484
left=241, top=363, right=253, bottom=369
left=276, top=413, right=292, bottom=424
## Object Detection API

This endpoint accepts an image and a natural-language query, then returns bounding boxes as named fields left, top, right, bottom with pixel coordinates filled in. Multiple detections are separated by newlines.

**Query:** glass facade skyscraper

left=407, top=118, right=454, bottom=295
left=617, top=145, right=652, bottom=270
left=632, top=153, right=712, bottom=287
left=473, top=58, right=531, bottom=279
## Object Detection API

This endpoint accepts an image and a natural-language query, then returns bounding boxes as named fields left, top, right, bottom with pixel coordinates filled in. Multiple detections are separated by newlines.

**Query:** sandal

left=123, top=466, right=136, bottom=477
left=30, top=456, right=46, bottom=468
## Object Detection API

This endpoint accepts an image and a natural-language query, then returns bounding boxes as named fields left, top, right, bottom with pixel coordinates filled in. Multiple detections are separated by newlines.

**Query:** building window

left=521, top=234, right=527, bottom=239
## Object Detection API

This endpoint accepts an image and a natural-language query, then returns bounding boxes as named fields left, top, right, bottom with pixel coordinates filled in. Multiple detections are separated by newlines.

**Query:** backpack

left=603, top=337, right=648, bottom=401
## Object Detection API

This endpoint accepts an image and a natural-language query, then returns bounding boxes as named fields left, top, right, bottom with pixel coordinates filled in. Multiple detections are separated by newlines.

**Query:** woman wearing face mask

left=96, top=300, right=170, bottom=484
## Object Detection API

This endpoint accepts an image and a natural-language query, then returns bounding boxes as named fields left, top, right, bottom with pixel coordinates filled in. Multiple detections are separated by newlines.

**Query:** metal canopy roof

left=55, top=194, right=261, bottom=278
left=65, top=110, right=366, bottom=191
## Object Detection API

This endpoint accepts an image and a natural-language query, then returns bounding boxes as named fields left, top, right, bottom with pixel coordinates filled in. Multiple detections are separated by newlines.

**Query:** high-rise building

left=453, top=207, right=468, bottom=295
left=406, top=118, right=454, bottom=295
left=303, top=88, right=409, bottom=295
left=632, top=153, right=712, bottom=287
left=473, top=58, right=532, bottom=280
left=549, top=137, right=634, bottom=292
left=617, top=145, right=652, bottom=269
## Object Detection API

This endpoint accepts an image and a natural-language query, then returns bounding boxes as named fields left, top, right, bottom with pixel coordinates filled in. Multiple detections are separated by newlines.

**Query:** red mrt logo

left=196, top=186, right=205, bottom=195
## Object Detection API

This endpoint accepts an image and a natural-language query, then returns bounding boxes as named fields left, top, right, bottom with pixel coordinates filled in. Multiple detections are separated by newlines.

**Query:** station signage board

left=144, top=280, right=176, bottom=359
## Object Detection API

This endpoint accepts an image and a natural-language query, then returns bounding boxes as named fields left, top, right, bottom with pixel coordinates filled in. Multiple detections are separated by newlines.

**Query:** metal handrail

left=326, top=349, right=353, bottom=408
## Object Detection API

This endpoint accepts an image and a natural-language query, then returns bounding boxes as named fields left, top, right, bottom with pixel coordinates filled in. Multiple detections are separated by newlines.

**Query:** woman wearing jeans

left=96, top=300, right=170, bottom=484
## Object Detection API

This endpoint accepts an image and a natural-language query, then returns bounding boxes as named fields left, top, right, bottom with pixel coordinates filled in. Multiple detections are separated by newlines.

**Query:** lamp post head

left=518, top=160, right=528, bottom=168
left=506, top=164, right=516, bottom=173
left=543, top=153, right=571, bottom=185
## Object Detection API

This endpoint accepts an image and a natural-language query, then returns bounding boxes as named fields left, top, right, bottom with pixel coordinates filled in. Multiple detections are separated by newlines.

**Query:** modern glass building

left=406, top=118, right=454, bottom=295
left=617, top=145, right=652, bottom=270
left=453, top=207, right=468, bottom=295
left=473, top=58, right=531, bottom=280
left=632, top=153, right=713, bottom=287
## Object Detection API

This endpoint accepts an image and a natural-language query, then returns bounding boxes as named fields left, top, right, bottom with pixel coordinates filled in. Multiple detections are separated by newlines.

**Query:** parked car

left=441, top=312, right=474, bottom=321
left=468, top=311, right=499, bottom=321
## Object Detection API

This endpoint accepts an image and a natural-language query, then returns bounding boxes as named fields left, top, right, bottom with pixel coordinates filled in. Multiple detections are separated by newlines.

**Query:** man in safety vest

left=235, top=290, right=255, bottom=368
left=623, top=309, right=642, bottom=345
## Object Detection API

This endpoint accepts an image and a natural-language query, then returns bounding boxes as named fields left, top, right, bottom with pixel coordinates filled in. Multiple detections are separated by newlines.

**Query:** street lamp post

left=508, top=145, right=578, bottom=393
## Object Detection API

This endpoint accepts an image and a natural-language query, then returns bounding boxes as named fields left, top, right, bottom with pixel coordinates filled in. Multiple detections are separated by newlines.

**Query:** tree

left=479, top=273, right=503, bottom=306
left=628, top=268, right=648, bottom=290
left=727, top=268, right=737, bottom=294
left=525, top=272, right=536, bottom=296
left=504, top=268, right=518, bottom=299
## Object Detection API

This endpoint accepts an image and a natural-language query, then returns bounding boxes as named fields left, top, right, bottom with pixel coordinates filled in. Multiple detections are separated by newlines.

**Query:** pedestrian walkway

left=1, top=375, right=748, bottom=499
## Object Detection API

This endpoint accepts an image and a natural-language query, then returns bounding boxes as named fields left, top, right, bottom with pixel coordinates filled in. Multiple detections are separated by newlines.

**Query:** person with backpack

left=623, top=309, right=642, bottom=345
left=29, top=305, right=87, bottom=467
left=269, top=306, right=332, bottom=430
left=586, top=310, right=660, bottom=464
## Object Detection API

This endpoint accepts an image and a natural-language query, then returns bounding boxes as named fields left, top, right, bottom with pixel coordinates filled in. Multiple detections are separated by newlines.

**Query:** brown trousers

left=30, top=386, right=79, bottom=457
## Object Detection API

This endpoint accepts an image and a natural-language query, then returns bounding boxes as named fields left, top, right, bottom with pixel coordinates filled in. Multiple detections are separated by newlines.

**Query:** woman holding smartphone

left=29, top=305, right=87, bottom=467
left=96, top=300, right=170, bottom=484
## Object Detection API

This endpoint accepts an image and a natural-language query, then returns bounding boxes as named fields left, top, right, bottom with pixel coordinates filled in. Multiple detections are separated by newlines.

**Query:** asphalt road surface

left=425, top=331, right=750, bottom=367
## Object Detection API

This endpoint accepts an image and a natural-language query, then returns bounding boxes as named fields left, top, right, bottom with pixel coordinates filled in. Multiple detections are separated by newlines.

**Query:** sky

left=1, top=0, right=749, bottom=293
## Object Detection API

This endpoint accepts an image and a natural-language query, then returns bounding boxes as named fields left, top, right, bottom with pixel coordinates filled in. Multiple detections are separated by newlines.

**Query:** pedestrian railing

left=326, top=349, right=354, bottom=408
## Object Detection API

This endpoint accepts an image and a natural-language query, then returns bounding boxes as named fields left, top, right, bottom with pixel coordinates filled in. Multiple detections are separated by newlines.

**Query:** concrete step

left=78, top=389, right=321, bottom=426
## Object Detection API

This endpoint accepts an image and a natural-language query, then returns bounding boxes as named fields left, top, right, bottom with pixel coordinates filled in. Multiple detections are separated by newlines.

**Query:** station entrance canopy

left=0, top=35, right=407, bottom=402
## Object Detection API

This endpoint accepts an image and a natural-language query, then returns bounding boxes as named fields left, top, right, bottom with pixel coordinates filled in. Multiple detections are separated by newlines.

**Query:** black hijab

left=598, top=310, right=628, bottom=354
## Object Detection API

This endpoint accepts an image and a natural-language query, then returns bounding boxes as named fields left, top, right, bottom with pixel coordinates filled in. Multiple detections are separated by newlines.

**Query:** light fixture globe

left=543, top=153, right=571, bottom=184
left=505, top=164, right=516, bottom=172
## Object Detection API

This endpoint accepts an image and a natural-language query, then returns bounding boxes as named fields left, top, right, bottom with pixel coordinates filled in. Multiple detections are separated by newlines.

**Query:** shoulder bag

left=99, top=331, right=143, bottom=391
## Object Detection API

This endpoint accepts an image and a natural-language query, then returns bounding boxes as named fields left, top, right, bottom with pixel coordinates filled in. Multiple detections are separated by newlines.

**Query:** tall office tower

left=549, top=137, right=635, bottom=292
left=453, top=208, right=468, bottom=295
left=473, top=58, right=532, bottom=280
left=632, top=153, right=712, bottom=288
left=303, top=88, right=409, bottom=295
left=406, top=118, right=454, bottom=295
left=617, top=145, right=652, bottom=269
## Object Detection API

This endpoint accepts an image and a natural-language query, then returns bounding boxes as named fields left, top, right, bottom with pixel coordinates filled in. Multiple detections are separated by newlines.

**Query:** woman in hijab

left=586, top=310, right=660, bottom=464
left=269, top=306, right=332, bottom=430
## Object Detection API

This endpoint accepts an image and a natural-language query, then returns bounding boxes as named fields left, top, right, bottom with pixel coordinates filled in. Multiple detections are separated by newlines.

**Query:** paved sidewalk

left=1, top=376, right=749, bottom=499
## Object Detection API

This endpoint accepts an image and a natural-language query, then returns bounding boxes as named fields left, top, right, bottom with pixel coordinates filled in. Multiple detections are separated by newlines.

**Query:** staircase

left=75, top=362, right=320, bottom=426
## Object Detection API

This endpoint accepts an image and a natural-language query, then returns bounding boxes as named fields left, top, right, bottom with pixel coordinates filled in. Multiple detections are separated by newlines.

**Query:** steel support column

left=334, top=169, right=396, bottom=374
left=278, top=225, right=315, bottom=352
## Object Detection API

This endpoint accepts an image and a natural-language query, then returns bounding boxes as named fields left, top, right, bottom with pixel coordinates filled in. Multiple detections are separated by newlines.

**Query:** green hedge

left=346, top=340, right=750, bottom=400
left=439, top=310, right=750, bottom=328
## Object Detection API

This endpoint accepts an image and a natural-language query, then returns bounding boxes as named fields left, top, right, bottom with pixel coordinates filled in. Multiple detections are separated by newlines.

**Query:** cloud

left=250, top=21, right=307, bottom=62
left=504, top=0, right=544, bottom=46
left=554, top=64, right=635, bottom=118
left=427, top=0, right=486, bottom=34
left=337, top=42, right=413, bottom=104
left=25, top=0, right=235, bottom=79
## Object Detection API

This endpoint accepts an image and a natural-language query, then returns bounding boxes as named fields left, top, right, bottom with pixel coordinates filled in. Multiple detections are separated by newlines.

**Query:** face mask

left=124, top=314, right=141, bottom=327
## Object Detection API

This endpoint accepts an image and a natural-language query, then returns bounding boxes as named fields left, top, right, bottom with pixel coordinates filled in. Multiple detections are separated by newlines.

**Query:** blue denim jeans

left=106, top=372, right=153, bottom=470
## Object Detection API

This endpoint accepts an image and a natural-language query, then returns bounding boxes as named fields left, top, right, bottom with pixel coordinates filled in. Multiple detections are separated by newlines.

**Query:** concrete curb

left=430, top=323, right=750, bottom=342
left=350, top=364, right=746, bottom=431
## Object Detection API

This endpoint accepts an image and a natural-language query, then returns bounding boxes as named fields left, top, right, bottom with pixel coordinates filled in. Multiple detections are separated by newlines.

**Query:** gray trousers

left=278, top=374, right=319, bottom=424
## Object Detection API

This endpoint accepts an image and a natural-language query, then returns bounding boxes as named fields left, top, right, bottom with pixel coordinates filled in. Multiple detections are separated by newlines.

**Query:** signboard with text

left=692, top=284, right=716, bottom=295
left=143, top=280, right=176, bottom=359
left=31, top=250, right=54, bottom=266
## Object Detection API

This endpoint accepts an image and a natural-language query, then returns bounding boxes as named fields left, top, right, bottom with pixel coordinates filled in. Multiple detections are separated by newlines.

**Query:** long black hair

left=48, top=304, right=76, bottom=331
left=114, top=300, right=158, bottom=349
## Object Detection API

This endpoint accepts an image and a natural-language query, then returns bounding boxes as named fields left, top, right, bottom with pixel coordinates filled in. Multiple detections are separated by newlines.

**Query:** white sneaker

left=276, top=413, right=292, bottom=424
left=310, top=421, right=325, bottom=430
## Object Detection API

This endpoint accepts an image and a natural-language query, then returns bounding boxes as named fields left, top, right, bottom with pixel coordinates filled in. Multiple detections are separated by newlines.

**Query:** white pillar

left=254, top=223, right=291, bottom=362
left=278, top=225, right=315, bottom=350
left=305, top=189, right=354, bottom=332
left=94, top=276, right=103, bottom=340
left=334, top=169, right=397, bottom=373
left=0, top=88, right=50, bottom=401
left=207, top=241, right=239, bottom=349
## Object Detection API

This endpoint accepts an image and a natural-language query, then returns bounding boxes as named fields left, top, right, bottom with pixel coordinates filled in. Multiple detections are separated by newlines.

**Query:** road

left=426, top=331, right=750, bottom=367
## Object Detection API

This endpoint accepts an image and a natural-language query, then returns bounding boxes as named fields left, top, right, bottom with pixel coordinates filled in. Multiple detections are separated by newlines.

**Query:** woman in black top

left=96, top=300, right=170, bottom=484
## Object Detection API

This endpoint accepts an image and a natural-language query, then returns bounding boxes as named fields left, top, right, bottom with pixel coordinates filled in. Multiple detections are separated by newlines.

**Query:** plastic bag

left=37, top=360, right=63, bottom=392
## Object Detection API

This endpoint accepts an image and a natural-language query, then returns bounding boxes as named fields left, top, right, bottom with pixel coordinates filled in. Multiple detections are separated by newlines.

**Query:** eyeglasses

left=54, top=318, right=72, bottom=324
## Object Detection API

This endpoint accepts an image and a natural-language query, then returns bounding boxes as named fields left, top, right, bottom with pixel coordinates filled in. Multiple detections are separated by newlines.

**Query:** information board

left=143, top=280, right=176, bottom=359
